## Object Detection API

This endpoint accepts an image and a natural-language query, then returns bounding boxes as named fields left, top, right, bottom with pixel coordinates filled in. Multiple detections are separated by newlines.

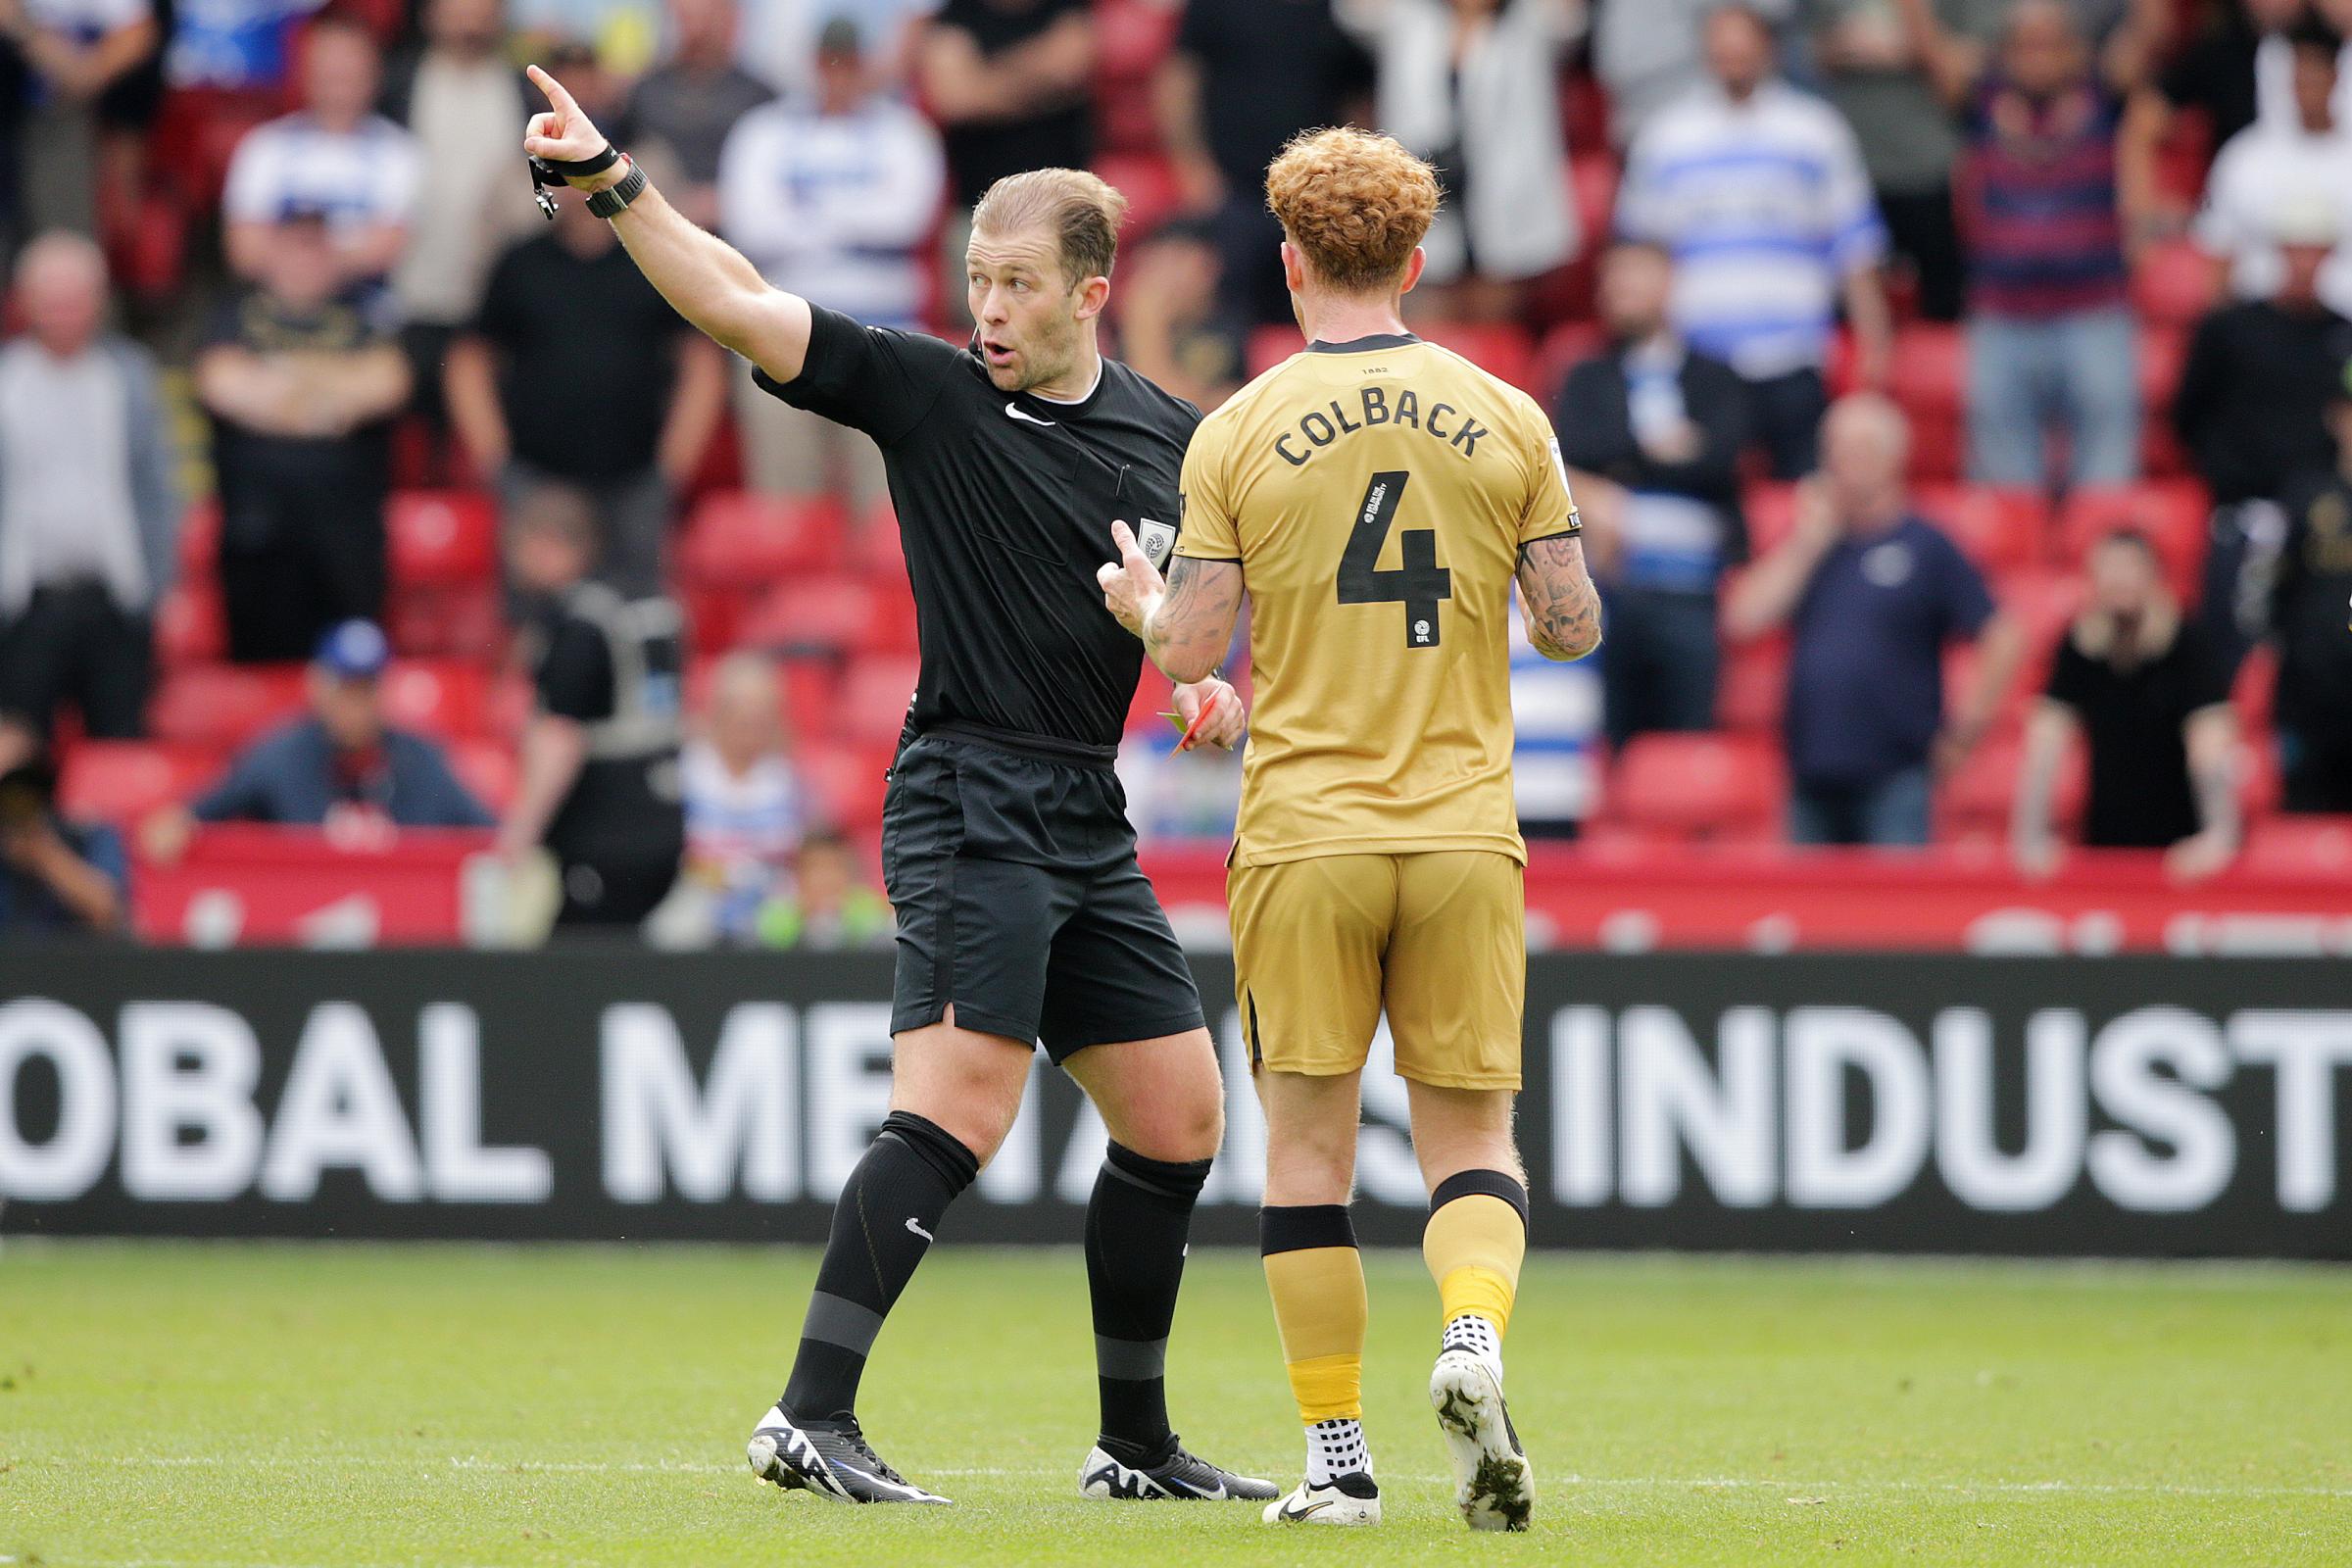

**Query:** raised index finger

left=526, top=64, right=581, bottom=119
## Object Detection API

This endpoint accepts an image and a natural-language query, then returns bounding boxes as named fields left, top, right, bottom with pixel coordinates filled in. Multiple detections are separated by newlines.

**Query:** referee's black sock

left=1086, top=1142, right=1213, bottom=1465
left=779, top=1110, right=978, bottom=1429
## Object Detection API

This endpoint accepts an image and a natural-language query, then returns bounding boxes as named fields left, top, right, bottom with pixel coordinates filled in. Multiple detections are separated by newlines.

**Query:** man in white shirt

left=2198, top=16, right=2352, bottom=318
left=1617, top=3, right=1892, bottom=479
left=717, top=15, right=944, bottom=508
left=221, top=12, right=420, bottom=284
left=0, top=234, right=177, bottom=774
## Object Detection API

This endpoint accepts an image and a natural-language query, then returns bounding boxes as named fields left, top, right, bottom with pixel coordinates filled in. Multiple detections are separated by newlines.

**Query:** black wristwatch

left=585, top=157, right=649, bottom=220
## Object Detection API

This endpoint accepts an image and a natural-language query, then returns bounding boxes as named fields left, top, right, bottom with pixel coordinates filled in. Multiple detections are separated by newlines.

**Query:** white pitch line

left=27, top=1453, right=2352, bottom=1498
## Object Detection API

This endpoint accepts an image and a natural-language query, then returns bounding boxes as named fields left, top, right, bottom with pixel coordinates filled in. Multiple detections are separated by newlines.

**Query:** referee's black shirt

left=755, top=305, right=1200, bottom=752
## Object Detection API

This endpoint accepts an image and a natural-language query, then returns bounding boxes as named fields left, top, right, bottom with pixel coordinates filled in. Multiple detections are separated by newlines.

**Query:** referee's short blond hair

left=971, top=168, right=1129, bottom=288
left=1264, top=127, right=1443, bottom=295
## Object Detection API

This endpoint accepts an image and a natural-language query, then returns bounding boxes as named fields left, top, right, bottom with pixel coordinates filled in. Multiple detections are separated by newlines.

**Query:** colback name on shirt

left=1273, top=378, right=1494, bottom=468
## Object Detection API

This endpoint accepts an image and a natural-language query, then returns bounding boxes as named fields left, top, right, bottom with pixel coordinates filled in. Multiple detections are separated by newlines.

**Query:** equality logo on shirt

left=1862, top=541, right=1914, bottom=588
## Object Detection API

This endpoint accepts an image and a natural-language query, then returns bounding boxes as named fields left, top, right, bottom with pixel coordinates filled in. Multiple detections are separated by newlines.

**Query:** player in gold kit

left=1100, top=128, right=1601, bottom=1531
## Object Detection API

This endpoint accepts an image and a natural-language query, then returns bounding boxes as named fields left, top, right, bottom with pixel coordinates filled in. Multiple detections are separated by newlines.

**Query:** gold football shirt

left=1175, top=333, right=1579, bottom=866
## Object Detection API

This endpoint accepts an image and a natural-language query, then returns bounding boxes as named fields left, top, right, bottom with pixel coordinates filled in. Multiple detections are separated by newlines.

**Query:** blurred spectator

left=140, top=620, right=494, bottom=863
left=196, top=211, right=411, bottom=663
left=447, top=190, right=725, bottom=599
left=1902, top=0, right=2149, bottom=490
left=2268, top=370, right=2352, bottom=810
left=717, top=14, right=940, bottom=509
left=758, top=827, right=891, bottom=948
left=2118, top=0, right=2296, bottom=251
left=671, top=651, right=812, bottom=946
left=1118, top=703, right=1244, bottom=844
left=1555, top=240, right=1749, bottom=746
left=1153, top=0, right=1370, bottom=325
left=2014, top=529, right=2238, bottom=879
left=2195, top=17, right=2352, bottom=317
left=2176, top=199, right=2352, bottom=510
left=1804, top=0, right=1989, bottom=322
left=1117, top=215, right=1247, bottom=411
left=737, top=0, right=940, bottom=98
left=919, top=0, right=1092, bottom=218
left=165, top=0, right=320, bottom=94
left=0, top=0, right=159, bottom=242
left=496, top=485, right=686, bottom=932
left=626, top=0, right=770, bottom=229
left=1726, top=394, right=2026, bottom=846
left=0, top=234, right=175, bottom=775
left=1375, top=0, right=1582, bottom=319
left=381, top=0, right=535, bottom=429
left=0, top=756, right=126, bottom=934
left=1509, top=607, right=1604, bottom=838
left=1618, top=3, right=1892, bottom=479
left=222, top=14, right=420, bottom=284
left=1595, top=0, right=1796, bottom=148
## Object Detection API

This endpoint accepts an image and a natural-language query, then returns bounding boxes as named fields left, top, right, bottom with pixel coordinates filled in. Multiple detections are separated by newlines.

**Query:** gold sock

left=1260, top=1205, right=1367, bottom=1423
left=1423, top=1173, right=1528, bottom=1339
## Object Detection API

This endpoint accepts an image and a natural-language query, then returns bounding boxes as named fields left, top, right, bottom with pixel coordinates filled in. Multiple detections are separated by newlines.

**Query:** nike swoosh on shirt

left=905, top=1217, right=934, bottom=1241
left=1004, top=404, right=1056, bottom=426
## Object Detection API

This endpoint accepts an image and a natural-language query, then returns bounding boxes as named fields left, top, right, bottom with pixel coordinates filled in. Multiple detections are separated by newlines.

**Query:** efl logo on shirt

left=1136, top=518, right=1177, bottom=569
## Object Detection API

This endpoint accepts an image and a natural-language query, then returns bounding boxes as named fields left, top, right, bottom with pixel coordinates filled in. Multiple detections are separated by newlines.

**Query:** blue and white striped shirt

left=1617, top=81, right=1886, bottom=380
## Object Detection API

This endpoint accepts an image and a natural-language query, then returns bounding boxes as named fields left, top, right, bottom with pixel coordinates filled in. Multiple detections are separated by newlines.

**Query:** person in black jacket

left=2174, top=202, right=2352, bottom=666
left=1554, top=240, right=1749, bottom=747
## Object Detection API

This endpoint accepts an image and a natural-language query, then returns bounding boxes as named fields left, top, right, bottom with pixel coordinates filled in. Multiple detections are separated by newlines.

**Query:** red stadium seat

left=1937, top=731, right=2083, bottom=841
left=780, top=657, right=841, bottom=741
left=1915, top=484, right=2047, bottom=573
left=1886, top=322, right=1966, bottom=417
left=1126, top=662, right=1176, bottom=734
left=388, top=490, right=498, bottom=587
left=2131, top=238, right=2222, bottom=327
left=1742, top=481, right=1799, bottom=556
left=177, top=497, right=220, bottom=581
left=1715, top=635, right=1787, bottom=732
left=450, top=737, right=517, bottom=813
left=2056, top=480, right=2209, bottom=599
left=678, top=493, right=849, bottom=653
left=1416, top=321, right=1538, bottom=395
left=379, top=661, right=491, bottom=738
left=2231, top=642, right=2276, bottom=731
left=678, top=492, right=847, bottom=584
left=1093, top=0, right=1181, bottom=154
left=799, top=740, right=895, bottom=831
left=837, top=654, right=924, bottom=746
left=385, top=581, right=503, bottom=661
left=1535, top=319, right=1605, bottom=404
left=1992, top=567, right=2084, bottom=673
left=1248, top=324, right=1301, bottom=379
left=2242, top=812, right=2352, bottom=872
left=1093, top=151, right=1183, bottom=240
left=2239, top=735, right=2282, bottom=818
left=740, top=574, right=918, bottom=659
left=2138, top=324, right=2192, bottom=476
left=1601, top=732, right=1784, bottom=843
left=57, top=741, right=220, bottom=823
left=154, top=581, right=226, bottom=666
left=148, top=662, right=307, bottom=749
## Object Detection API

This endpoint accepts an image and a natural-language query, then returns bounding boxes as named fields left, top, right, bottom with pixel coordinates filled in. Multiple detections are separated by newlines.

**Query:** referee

left=521, top=69, right=1267, bottom=1507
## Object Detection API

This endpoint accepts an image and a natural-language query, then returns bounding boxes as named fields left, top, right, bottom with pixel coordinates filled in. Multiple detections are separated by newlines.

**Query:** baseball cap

left=314, top=619, right=390, bottom=679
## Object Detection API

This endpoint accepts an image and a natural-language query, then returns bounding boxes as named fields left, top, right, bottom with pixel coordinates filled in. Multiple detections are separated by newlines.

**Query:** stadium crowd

left=5, top=0, right=2352, bottom=942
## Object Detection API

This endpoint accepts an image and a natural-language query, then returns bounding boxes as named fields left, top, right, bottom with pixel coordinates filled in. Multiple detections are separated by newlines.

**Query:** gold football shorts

left=1228, top=850, right=1525, bottom=1091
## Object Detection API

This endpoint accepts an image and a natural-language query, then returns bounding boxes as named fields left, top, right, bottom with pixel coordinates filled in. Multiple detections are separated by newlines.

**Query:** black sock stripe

left=1259, top=1203, right=1356, bottom=1255
left=1103, top=1142, right=1212, bottom=1200
left=1431, top=1168, right=1529, bottom=1225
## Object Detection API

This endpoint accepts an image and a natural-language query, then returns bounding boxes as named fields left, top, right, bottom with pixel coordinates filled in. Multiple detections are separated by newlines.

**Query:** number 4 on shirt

left=1338, top=469, right=1451, bottom=648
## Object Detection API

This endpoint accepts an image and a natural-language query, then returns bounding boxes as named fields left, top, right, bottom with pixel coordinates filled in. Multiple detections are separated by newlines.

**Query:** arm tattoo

left=1516, top=533, right=1602, bottom=661
left=1147, top=556, right=1246, bottom=682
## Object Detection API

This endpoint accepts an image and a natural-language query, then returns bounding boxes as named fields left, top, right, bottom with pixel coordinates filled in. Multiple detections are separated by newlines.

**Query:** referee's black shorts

left=880, top=723, right=1206, bottom=1062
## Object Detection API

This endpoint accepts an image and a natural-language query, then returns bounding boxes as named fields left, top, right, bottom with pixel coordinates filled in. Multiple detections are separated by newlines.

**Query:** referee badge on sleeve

left=1137, top=518, right=1177, bottom=569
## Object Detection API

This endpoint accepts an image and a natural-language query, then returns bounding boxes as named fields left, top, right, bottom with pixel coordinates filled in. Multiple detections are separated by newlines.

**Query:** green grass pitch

left=3, top=1242, right=2348, bottom=1566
